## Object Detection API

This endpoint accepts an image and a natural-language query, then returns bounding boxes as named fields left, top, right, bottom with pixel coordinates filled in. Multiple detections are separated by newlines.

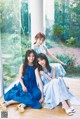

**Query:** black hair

left=37, top=53, right=51, bottom=72
left=23, top=49, right=37, bottom=75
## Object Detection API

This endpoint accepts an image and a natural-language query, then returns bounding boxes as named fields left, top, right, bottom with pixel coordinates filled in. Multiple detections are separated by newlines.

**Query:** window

left=0, top=0, right=30, bottom=95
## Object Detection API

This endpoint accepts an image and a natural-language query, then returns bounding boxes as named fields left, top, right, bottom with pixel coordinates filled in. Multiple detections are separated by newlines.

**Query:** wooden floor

left=0, top=77, right=80, bottom=119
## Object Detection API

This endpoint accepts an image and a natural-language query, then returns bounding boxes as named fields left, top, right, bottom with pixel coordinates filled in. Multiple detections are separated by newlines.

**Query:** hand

left=39, top=97, right=44, bottom=104
left=40, top=71, right=44, bottom=75
left=22, top=86, right=27, bottom=92
left=62, top=62, right=67, bottom=66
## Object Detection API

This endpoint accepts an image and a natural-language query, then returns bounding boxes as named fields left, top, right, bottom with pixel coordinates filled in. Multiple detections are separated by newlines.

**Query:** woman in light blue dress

left=33, top=32, right=66, bottom=78
left=37, top=53, right=80, bottom=116
left=0, top=49, right=43, bottom=111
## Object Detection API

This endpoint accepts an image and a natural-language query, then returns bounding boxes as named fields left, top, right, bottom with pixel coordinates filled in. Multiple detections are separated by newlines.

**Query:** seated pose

left=0, top=49, right=43, bottom=112
left=33, top=32, right=66, bottom=78
left=37, top=53, right=78, bottom=116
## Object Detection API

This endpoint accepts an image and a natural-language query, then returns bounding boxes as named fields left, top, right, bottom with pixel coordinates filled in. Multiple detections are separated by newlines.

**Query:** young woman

left=37, top=53, right=77, bottom=116
left=0, top=49, right=43, bottom=111
left=33, top=32, right=66, bottom=78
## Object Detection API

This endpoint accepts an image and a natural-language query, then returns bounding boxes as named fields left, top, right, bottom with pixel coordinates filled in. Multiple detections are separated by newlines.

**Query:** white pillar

left=0, top=32, right=4, bottom=97
left=29, top=0, right=44, bottom=48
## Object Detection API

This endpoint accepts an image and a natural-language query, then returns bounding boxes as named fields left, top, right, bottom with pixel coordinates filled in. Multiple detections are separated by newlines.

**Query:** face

left=36, top=38, right=45, bottom=46
left=27, top=53, right=35, bottom=64
left=38, top=58, right=46, bottom=68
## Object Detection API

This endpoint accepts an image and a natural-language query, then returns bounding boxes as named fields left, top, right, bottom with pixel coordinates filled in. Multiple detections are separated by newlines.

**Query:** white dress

left=41, top=67, right=80, bottom=109
left=33, top=44, right=66, bottom=78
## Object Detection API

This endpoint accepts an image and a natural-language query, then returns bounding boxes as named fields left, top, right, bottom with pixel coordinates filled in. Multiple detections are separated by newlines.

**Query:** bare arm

left=46, top=48, right=66, bottom=66
left=19, top=64, right=27, bottom=92
left=40, top=71, right=52, bottom=80
left=40, top=67, right=56, bottom=80
left=35, top=68, right=43, bottom=99
left=52, top=67, right=56, bottom=79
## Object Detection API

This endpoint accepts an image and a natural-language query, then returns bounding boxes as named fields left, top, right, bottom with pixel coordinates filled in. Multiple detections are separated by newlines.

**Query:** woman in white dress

left=37, top=53, right=77, bottom=116
left=33, top=32, right=66, bottom=78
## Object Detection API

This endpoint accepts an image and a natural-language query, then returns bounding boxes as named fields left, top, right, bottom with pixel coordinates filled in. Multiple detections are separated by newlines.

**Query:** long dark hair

left=37, top=53, right=51, bottom=72
left=23, top=49, right=37, bottom=75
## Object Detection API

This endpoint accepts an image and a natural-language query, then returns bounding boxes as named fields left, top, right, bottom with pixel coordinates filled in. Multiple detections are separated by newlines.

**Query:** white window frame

left=0, top=32, right=4, bottom=98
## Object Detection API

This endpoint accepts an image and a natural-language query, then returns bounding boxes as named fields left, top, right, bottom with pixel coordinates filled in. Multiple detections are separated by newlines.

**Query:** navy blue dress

left=4, top=66, right=42, bottom=109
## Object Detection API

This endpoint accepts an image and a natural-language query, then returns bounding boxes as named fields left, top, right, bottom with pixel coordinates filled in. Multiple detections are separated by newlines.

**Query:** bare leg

left=0, top=100, right=19, bottom=110
left=5, top=100, right=19, bottom=106
left=62, top=100, right=76, bottom=116
left=65, top=100, right=72, bottom=108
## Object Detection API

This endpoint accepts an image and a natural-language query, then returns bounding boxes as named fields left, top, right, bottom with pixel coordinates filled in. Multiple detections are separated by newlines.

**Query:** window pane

left=0, top=0, right=30, bottom=93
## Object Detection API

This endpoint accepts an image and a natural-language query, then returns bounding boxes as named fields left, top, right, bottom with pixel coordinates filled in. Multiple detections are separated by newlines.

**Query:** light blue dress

left=33, top=44, right=66, bottom=78
left=40, top=67, right=80, bottom=109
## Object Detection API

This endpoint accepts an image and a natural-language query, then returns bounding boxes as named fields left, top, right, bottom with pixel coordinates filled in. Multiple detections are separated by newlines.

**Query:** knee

left=4, top=93, right=10, bottom=101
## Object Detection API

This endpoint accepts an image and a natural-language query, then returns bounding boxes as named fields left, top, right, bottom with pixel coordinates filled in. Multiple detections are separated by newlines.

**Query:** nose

left=30, top=57, right=34, bottom=60
left=40, top=41, right=43, bottom=44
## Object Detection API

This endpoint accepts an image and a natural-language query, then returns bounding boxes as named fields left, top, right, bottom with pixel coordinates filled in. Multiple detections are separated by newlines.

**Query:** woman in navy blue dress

left=0, top=49, right=43, bottom=111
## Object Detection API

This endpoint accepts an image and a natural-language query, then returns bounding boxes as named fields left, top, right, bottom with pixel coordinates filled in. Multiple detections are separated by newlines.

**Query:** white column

left=0, top=32, right=4, bottom=97
left=29, top=0, right=44, bottom=48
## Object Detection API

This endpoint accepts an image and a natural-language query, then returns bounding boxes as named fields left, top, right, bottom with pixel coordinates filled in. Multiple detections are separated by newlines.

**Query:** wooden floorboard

left=0, top=77, right=80, bottom=119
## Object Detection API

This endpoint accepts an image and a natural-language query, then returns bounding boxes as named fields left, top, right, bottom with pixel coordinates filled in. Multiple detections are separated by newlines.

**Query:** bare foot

left=0, top=102, right=7, bottom=110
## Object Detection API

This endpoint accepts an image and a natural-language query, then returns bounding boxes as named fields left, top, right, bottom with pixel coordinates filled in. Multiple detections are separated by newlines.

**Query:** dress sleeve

left=43, top=44, right=47, bottom=50
left=33, top=45, right=37, bottom=53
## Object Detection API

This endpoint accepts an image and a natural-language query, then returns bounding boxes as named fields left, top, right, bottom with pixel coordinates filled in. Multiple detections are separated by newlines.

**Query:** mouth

left=30, top=59, right=34, bottom=62
left=41, top=64, right=45, bottom=67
